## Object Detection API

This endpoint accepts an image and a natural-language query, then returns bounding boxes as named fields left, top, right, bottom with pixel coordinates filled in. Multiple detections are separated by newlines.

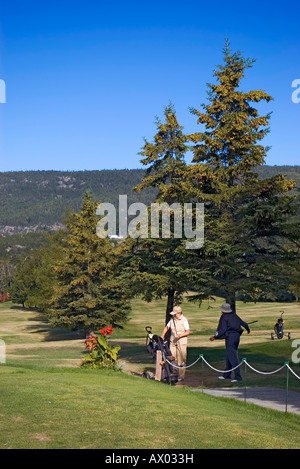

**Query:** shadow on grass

left=24, top=310, right=85, bottom=342
left=10, top=305, right=38, bottom=312
left=116, top=340, right=300, bottom=391
left=13, top=307, right=300, bottom=391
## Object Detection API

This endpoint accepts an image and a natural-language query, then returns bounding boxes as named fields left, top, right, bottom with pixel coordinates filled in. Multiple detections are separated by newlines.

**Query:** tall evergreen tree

left=132, top=104, right=195, bottom=324
left=184, top=40, right=299, bottom=312
left=50, top=193, right=131, bottom=332
left=135, top=102, right=189, bottom=203
left=288, top=249, right=300, bottom=302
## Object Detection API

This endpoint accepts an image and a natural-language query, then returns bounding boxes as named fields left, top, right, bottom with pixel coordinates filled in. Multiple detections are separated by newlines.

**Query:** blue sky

left=0, top=0, right=299, bottom=171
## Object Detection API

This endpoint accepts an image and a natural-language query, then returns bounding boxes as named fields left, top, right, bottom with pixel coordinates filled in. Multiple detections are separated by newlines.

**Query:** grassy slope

left=0, top=298, right=300, bottom=449
left=1, top=367, right=300, bottom=449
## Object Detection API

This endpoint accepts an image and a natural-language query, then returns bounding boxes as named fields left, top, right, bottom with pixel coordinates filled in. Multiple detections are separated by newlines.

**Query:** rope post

left=284, top=361, right=289, bottom=413
left=242, top=358, right=247, bottom=404
left=199, top=354, right=204, bottom=393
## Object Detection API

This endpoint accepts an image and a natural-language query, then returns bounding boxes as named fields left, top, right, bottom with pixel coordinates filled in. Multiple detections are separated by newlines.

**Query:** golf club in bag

left=145, top=326, right=179, bottom=385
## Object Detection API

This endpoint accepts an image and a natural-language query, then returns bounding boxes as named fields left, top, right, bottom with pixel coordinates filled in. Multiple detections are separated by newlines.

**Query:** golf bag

left=271, top=311, right=291, bottom=340
left=145, top=326, right=179, bottom=385
left=274, top=315, right=284, bottom=339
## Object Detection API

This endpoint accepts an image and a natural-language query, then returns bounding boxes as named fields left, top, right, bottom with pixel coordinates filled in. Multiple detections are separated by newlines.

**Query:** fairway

left=0, top=297, right=300, bottom=449
left=2, top=1, right=300, bottom=453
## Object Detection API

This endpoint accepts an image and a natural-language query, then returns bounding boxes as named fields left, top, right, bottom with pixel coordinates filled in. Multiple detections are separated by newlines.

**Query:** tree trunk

left=226, top=290, right=236, bottom=314
left=165, top=288, right=175, bottom=325
left=163, top=288, right=175, bottom=345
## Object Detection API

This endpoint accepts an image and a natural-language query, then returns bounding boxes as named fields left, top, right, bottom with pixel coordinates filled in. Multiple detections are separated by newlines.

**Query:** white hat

left=170, top=306, right=182, bottom=315
left=220, top=303, right=232, bottom=313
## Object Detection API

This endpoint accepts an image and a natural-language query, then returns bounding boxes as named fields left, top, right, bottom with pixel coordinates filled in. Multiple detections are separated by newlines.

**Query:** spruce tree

left=185, top=40, right=299, bottom=312
left=135, top=102, right=189, bottom=203
left=132, top=104, right=194, bottom=324
left=50, top=193, right=131, bottom=332
left=289, top=250, right=300, bottom=302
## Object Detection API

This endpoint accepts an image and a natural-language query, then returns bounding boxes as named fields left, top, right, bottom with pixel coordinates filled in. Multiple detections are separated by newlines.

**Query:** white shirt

left=167, top=315, right=190, bottom=331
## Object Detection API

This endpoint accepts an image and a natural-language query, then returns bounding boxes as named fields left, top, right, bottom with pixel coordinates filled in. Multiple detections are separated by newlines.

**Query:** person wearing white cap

left=209, top=303, right=250, bottom=382
left=161, top=306, right=190, bottom=381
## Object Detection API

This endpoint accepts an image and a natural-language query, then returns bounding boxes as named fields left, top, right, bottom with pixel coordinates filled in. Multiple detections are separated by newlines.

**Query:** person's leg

left=223, top=338, right=232, bottom=379
left=227, top=333, right=242, bottom=381
left=178, top=343, right=187, bottom=380
left=232, top=333, right=242, bottom=380
left=170, top=342, right=177, bottom=361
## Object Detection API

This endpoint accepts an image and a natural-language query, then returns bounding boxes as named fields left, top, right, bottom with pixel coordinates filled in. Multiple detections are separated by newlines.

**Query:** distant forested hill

left=0, top=166, right=299, bottom=260
left=0, top=169, right=157, bottom=236
left=1, top=166, right=299, bottom=235
left=257, top=165, right=300, bottom=183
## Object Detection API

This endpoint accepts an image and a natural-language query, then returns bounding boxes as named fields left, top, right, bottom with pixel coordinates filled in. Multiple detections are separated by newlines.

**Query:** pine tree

left=289, top=251, right=300, bottom=302
left=50, top=193, right=131, bottom=332
left=132, top=104, right=194, bottom=323
left=135, top=102, right=189, bottom=203
left=185, top=40, right=299, bottom=312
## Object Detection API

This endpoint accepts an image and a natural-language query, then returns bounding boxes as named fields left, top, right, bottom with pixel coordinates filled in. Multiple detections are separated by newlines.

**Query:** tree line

left=8, top=41, right=300, bottom=330
left=0, top=169, right=157, bottom=232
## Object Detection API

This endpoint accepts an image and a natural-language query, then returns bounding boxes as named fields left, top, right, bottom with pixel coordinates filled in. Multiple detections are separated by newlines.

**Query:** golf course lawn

left=0, top=297, right=300, bottom=449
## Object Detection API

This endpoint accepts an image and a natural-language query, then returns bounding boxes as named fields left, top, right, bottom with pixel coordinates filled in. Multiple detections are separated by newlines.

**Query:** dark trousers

left=223, top=332, right=242, bottom=380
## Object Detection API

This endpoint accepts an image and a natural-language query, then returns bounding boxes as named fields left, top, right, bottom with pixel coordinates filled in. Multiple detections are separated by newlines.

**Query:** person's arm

left=161, top=325, right=169, bottom=339
left=175, top=329, right=190, bottom=340
left=210, top=316, right=226, bottom=341
left=175, top=319, right=190, bottom=340
left=240, top=318, right=250, bottom=334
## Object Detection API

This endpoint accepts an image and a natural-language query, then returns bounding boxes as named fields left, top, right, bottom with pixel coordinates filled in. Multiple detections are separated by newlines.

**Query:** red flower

left=100, top=328, right=108, bottom=336
left=85, top=334, right=98, bottom=351
left=105, top=326, right=113, bottom=335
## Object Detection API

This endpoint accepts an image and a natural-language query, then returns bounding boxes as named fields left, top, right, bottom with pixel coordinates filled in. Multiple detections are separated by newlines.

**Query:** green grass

left=0, top=298, right=300, bottom=449
left=1, top=366, right=300, bottom=449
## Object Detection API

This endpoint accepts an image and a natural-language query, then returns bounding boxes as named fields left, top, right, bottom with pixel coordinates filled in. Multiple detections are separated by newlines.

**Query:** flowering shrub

left=0, top=292, right=10, bottom=303
left=81, top=327, right=121, bottom=370
left=85, top=334, right=98, bottom=351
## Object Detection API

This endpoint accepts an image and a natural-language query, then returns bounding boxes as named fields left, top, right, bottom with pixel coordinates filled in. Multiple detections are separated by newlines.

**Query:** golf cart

left=144, top=326, right=179, bottom=385
left=271, top=311, right=291, bottom=340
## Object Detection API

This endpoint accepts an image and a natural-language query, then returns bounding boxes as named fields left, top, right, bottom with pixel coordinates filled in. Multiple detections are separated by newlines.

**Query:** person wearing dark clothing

left=210, top=303, right=250, bottom=382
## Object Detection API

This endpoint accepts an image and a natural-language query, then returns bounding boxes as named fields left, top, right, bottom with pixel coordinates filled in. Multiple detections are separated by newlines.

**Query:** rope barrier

left=285, top=363, right=300, bottom=380
left=165, top=353, right=300, bottom=380
left=162, top=352, right=300, bottom=414
left=243, top=361, right=286, bottom=375
left=201, top=355, right=243, bottom=373
left=165, top=356, right=201, bottom=369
